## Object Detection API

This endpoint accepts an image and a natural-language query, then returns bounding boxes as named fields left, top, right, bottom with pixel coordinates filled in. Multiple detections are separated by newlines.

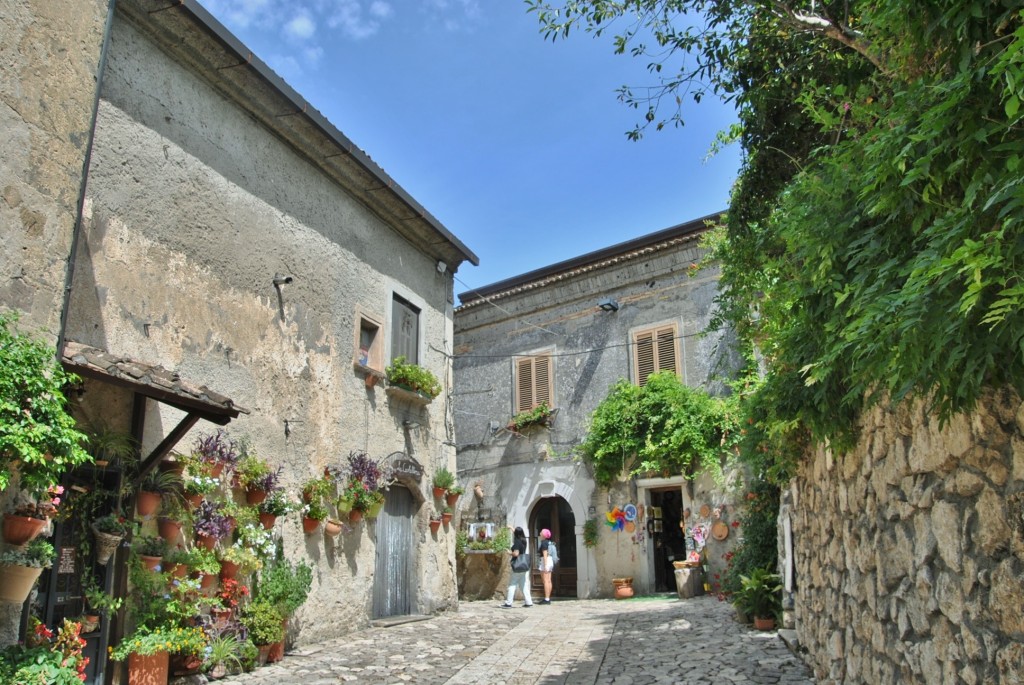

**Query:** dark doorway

left=529, top=497, right=577, bottom=598
left=649, top=489, right=684, bottom=592
left=372, top=486, right=415, bottom=618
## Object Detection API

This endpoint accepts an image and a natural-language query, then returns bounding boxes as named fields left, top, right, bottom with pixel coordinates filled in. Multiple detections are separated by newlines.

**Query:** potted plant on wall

left=190, top=430, right=239, bottom=479
left=507, top=401, right=555, bottom=433
left=193, top=500, right=232, bottom=549
left=134, top=535, right=167, bottom=572
left=0, top=538, right=54, bottom=603
left=136, top=468, right=182, bottom=517
left=445, top=484, right=464, bottom=508
left=385, top=355, right=442, bottom=400
left=432, top=467, right=455, bottom=499
left=301, top=499, right=328, bottom=533
left=257, top=490, right=294, bottom=530
left=731, top=568, right=782, bottom=631
left=428, top=513, right=442, bottom=535
left=235, top=451, right=279, bottom=505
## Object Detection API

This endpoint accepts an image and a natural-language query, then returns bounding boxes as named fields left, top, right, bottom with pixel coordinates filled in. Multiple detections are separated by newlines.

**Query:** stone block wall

left=790, top=388, right=1024, bottom=684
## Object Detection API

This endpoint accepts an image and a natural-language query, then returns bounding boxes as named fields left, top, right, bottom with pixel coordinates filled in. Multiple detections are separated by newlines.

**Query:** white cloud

left=422, top=0, right=481, bottom=32
left=369, top=1, right=392, bottom=19
left=285, top=13, right=317, bottom=40
left=324, top=0, right=392, bottom=40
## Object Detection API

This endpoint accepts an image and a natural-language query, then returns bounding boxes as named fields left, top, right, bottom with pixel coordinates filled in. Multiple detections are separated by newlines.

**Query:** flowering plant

left=234, top=522, right=275, bottom=561
left=133, top=535, right=167, bottom=558
left=10, top=484, right=64, bottom=520
left=217, top=578, right=250, bottom=609
left=234, top=453, right=272, bottom=490
left=192, top=500, right=232, bottom=539
left=92, top=513, right=132, bottom=537
left=219, top=544, right=262, bottom=575
left=192, top=431, right=239, bottom=471
left=110, top=625, right=209, bottom=659
left=0, top=618, right=88, bottom=684
left=301, top=499, right=328, bottom=521
left=183, top=474, right=219, bottom=497
left=346, top=450, right=389, bottom=492
left=258, top=490, right=295, bottom=517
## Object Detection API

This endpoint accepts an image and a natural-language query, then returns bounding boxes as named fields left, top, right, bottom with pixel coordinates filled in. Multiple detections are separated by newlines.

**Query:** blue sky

left=201, top=0, right=740, bottom=293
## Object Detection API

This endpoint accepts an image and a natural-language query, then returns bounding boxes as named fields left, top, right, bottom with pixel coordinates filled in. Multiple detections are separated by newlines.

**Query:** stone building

left=2, top=0, right=476, bottom=679
left=452, top=214, right=745, bottom=600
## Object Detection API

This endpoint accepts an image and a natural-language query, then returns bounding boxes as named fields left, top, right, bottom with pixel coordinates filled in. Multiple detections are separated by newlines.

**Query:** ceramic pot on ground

left=2, top=514, right=47, bottom=545
left=753, top=616, right=776, bottom=631
left=128, top=650, right=169, bottom=685
left=612, top=577, right=634, bottom=600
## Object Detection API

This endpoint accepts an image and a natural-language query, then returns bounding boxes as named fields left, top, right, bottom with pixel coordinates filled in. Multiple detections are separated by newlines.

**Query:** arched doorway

left=529, top=496, right=577, bottom=598
left=372, top=485, right=416, bottom=618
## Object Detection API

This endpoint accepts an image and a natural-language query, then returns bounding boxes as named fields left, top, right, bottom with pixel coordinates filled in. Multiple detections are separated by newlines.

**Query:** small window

left=354, top=307, right=384, bottom=372
left=515, top=355, right=553, bottom=414
left=632, top=324, right=679, bottom=386
left=391, top=295, right=420, bottom=365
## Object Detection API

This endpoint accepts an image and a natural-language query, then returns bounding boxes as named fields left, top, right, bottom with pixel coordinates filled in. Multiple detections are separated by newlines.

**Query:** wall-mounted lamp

left=598, top=298, right=619, bottom=312
left=272, top=273, right=294, bottom=286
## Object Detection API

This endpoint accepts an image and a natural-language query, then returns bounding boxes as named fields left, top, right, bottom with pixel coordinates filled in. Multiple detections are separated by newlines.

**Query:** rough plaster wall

left=61, top=17, right=457, bottom=644
left=791, top=388, right=1024, bottom=684
left=0, top=0, right=109, bottom=646
left=454, top=242, right=743, bottom=597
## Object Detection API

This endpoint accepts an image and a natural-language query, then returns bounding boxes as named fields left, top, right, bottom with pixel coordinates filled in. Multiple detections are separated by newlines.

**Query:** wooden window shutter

left=516, top=356, right=552, bottom=413
left=634, top=325, right=678, bottom=386
left=634, top=331, right=656, bottom=386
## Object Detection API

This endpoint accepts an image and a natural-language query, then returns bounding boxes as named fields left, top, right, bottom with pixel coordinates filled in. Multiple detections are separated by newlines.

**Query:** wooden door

left=372, top=486, right=415, bottom=618
left=529, top=496, right=577, bottom=597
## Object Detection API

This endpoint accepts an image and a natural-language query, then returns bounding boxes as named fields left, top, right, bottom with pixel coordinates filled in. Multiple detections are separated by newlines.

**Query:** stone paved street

left=219, top=595, right=815, bottom=685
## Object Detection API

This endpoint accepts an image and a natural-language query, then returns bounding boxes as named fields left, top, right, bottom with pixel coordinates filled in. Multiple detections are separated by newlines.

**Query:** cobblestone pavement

left=219, top=595, right=815, bottom=685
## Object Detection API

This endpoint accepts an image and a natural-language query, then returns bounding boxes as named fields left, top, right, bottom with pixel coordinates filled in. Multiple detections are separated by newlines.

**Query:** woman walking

left=501, top=526, right=534, bottom=608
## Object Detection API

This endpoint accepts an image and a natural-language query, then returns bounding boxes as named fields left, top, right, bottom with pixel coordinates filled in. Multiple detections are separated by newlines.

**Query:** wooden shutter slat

left=535, top=356, right=551, bottom=406
left=516, top=358, right=534, bottom=413
left=635, top=331, right=655, bottom=386
left=656, top=327, right=677, bottom=374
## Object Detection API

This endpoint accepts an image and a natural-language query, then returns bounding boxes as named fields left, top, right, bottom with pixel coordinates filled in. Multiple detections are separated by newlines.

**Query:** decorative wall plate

left=623, top=504, right=638, bottom=521
left=699, top=504, right=711, bottom=518
left=711, top=520, right=729, bottom=541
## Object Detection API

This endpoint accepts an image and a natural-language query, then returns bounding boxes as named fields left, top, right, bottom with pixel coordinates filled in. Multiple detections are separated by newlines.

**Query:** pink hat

left=540, top=528, right=551, bottom=539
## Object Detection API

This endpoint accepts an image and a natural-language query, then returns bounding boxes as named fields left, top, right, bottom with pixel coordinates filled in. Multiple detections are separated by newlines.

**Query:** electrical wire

left=452, top=273, right=562, bottom=338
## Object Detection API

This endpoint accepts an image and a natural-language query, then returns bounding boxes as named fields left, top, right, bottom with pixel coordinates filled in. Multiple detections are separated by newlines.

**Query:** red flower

left=731, top=521, right=740, bottom=528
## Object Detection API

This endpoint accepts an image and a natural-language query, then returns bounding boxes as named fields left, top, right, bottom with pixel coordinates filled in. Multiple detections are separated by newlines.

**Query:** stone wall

left=790, top=388, right=1024, bottom=684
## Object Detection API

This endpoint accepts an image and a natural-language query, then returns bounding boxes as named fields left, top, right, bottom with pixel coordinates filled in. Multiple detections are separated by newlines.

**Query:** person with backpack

left=500, top=526, right=534, bottom=608
left=538, top=528, right=557, bottom=604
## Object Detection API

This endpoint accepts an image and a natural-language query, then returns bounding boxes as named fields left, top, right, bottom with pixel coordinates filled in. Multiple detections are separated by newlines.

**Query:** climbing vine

left=577, top=372, right=739, bottom=487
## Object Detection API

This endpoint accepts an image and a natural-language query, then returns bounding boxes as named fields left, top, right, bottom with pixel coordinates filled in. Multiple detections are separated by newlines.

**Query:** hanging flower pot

left=324, top=518, right=344, bottom=537
left=336, top=497, right=353, bottom=516
left=365, top=501, right=384, bottom=519
left=258, top=512, right=277, bottom=531
left=348, top=509, right=363, bottom=525
left=200, top=572, right=219, bottom=590
left=157, top=517, right=181, bottom=544
left=211, top=607, right=233, bottom=628
left=92, top=524, right=125, bottom=566
left=0, top=564, right=44, bottom=603
left=140, top=555, right=162, bottom=573
left=166, top=563, right=188, bottom=579
left=219, top=560, right=240, bottom=580
left=2, top=514, right=47, bottom=546
left=301, top=517, right=321, bottom=534
left=209, top=463, right=225, bottom=479
left=441, top=512, right=453, bottom=525
left=186, top=494, right=203, bottom=509
left=445, top=492, right=460, bottom=508
left=136, top=491, right=161, bottom=517
left=195, top=533, right=218, bottom=551
left=429, top=519, right=441, bottom=535
left=128, top=650, right=169, bottom=685
left=245, top=488, right=267, bottom=505
left=432, top=486, right=446, bottom=499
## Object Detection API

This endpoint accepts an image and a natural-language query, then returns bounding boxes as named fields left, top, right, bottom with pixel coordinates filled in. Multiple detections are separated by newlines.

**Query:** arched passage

left=529, top=496, right=577, bottom=598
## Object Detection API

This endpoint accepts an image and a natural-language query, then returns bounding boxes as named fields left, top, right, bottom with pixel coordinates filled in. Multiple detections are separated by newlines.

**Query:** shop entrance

left=649, top=488, right=685, bottom=592
left=528, top=496, right=577, bottom=598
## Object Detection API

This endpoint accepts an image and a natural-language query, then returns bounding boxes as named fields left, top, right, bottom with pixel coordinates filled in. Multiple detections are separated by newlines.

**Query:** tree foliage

left=578, top=372, right=738, bottom=486
left=530, top=1, right=1024, bottom=471
left=0, top=313, right=91, bottom=493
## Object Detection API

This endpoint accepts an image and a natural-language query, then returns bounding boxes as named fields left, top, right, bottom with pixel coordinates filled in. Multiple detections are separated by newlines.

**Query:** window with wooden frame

left=632, top=323, right=680, bottom=386
left=353, top=307, right=384, bottom=372
left=514, top=354, right=553, bottom=414
left=391, top=294, right=421, bottom=365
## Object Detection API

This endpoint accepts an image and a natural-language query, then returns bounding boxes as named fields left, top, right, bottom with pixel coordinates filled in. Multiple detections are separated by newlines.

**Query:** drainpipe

left=56, top=0, right=118, bottom=357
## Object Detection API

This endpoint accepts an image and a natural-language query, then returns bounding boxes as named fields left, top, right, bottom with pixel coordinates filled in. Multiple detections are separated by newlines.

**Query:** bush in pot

left=0, top=539, right=55, bottom=603
left=239, top=600, right=284, bottom=647
left=255, top=558, right=313, bottom=619
left=385, top=356, right=441, bottom=398
left=731, top=567, right=782, bottom=629
left=193, top=500, right=232, bottom=544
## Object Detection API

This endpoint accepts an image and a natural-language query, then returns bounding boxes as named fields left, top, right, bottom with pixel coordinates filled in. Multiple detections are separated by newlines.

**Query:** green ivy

left=0, top=313, right=91, bottom=493
left=578, top=372, right=738, bottom=487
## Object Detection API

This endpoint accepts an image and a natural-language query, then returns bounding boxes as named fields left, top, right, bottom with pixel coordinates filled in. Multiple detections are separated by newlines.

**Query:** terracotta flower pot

left=0, top=564, right=44, bottom=603
left=200, top=572, right=219, bottom=590
left=753, top=616, right=776, bottom=631
left=445, top=493, right=460, bottom=507
left=136, top=491, right=161, bottom=517
left=612, top=577, right=634, bottom=600
left=258, top=512, right=277, bottom=530
left=157, top=517, right=181, bottom=544
left=302, top=517, right=321, bottom=534
left=245, top=488, right=267, bottom=505
left=128, top=650, right=169, bottom=685
left=219, top=560, right=241, bottom=580
left=432, top=486, right=446, bottom=499
left=429, top=520, right=441, bottom=534
left=441, top=512, right=453, bottom=525
left=324, top=519, right=343, bottom=537
left=209, top=463, right=225, bottom=478
left=195, top=533, right=218, bottom=550
left=257, top=644, right=272, bottom=666
left=140, top=555, right=162, bottom=572
left=348, top=509, right=363, bottom=525
left=186, top=494, right=203, bottom=509
left=2, top=514, right=48, bottom=546
left=267, top=638, right=285, bottom=663
left=211, top=607, right=233, bottom=627
left=167, top=562, right=188, bottom=579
